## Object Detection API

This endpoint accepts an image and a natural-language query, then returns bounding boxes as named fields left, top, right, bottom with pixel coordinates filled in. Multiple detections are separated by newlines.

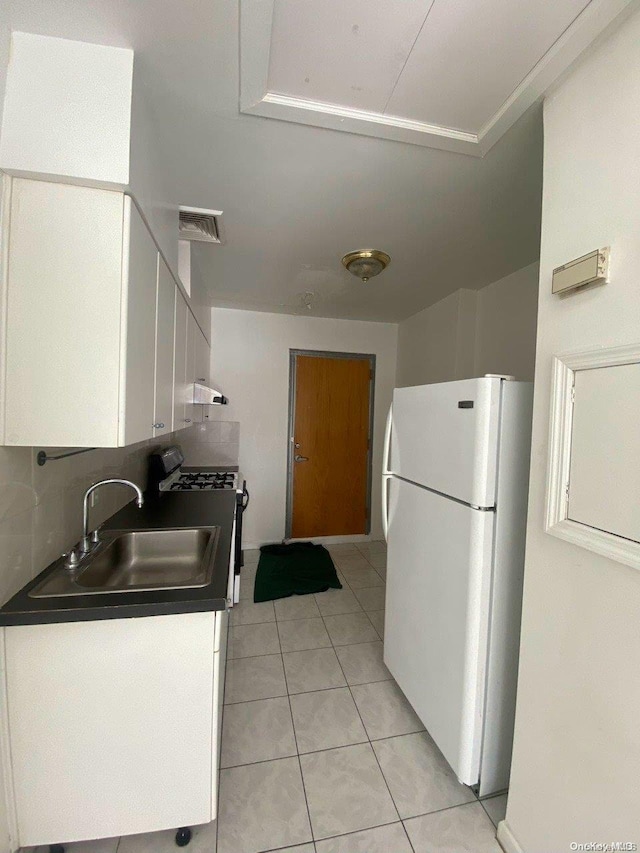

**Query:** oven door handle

left=241, top=483, right=249, bottom=510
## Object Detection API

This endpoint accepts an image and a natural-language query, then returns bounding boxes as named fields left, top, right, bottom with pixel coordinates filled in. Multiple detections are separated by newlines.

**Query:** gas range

left=165, top=470, right=239, bottom=492
left=148, top=445, right=243, bottom=494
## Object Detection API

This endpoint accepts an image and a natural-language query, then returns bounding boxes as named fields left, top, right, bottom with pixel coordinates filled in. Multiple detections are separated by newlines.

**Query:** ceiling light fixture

left=341, top=249, right=391, bottom=283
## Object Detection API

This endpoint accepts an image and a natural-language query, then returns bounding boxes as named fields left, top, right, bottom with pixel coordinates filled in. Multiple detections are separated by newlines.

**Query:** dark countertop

left=0, top=490, right=236, bottom=627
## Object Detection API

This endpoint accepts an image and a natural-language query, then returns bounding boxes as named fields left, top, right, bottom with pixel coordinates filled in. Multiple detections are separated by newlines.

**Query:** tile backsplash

left=0, top=423, right=240, bottom=607
left=180, top=421, right=240, bottom=467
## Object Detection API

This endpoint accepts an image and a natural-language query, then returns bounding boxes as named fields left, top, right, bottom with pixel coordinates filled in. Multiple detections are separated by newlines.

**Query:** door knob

left=294, top=454, right=309, bottom=462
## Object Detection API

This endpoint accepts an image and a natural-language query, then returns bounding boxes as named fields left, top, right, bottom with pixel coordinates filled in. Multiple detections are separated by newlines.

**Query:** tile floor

left=26, top=540, right=507, bottom=853
left=216, top=541, right=506, bottom=853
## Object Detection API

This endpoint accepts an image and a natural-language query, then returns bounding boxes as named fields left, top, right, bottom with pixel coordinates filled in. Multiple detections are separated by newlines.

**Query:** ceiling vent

left=178, top=206, right=224, bottom=243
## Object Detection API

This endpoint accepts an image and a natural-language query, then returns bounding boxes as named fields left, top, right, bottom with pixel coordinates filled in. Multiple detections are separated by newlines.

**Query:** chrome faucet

left=80, top=478, right=144, bottom=554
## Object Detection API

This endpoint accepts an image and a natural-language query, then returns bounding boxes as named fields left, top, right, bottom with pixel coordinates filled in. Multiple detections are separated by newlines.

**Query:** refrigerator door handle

left=383, top=403, right=393, bottom=475
left=382, top=474, right=392, bottom=542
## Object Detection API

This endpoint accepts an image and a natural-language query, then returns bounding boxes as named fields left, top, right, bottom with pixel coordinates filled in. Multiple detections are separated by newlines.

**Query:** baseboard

left=245, top=532, right=385, bottom=550
left=497, top=819, right=525, bottom=853
left=287, top=534, right=376, bottom=545
left=243, top=538, right=370, bottom=550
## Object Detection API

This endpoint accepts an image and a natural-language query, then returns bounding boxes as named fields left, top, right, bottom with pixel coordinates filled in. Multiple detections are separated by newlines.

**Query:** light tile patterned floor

left=30, top=541, right=503, bottom=853
left=215, top=540, right=503, bottom=853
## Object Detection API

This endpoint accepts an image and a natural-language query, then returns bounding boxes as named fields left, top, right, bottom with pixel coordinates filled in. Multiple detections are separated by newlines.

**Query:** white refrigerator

left=382, top=376, right=533, bottom=796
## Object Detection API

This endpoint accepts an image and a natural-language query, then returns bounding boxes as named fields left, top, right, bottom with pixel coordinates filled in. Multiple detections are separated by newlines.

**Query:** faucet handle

left=64, top=549, right=81, bottom=571
left=90, top=526, right=102, bottom=545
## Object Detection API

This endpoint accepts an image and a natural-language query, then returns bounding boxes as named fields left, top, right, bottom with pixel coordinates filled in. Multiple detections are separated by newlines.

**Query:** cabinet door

left=195, top=328, right=211, bottom=387
left=4, top=179, right=124, bottom=447
left=211, top=609, right=229, bottom=819
left=173, top=292, right=188, bottom=430
left=119, top=198, right=158, bottom=446
left=5, top=614, right=216, bottom=842
left=153, top=259, right=176, bottom=437
left=185, top=311, right=197, bottom=426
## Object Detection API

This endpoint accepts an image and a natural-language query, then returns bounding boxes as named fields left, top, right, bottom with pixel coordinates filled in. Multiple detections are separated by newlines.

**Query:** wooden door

left=290, top=353, right=372, bottom=538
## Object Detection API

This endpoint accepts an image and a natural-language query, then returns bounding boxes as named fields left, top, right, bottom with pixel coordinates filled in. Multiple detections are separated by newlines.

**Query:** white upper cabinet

left=119, top=198, right=158, bottom=446
left=3, top=179, right=129, bottom=447
left=173, top=291, right=189, bottom=431
left=153, top=258, right=177, bottom=437
left=185, top=311, right=198, bottom=427
left=195, top=329, right=211, bottom=388
left=173, top=297, right=213, bottom=431
left=0, top=176, right=207, bottom=447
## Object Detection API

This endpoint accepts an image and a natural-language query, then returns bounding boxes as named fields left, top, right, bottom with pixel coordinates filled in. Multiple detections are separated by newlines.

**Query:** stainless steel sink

left=30, top=527, right=220, bottom=598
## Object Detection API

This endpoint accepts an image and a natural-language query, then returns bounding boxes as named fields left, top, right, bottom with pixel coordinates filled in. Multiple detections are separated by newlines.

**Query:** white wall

left=396, top=263, right=539, bottom=387
left=503, top=11, right=640, bottom=851
left=474, top=263, right=539, bottom=380
left=208, top=308, right=398, bottom=547
left=0, top=10, right=9, bottom=137
left=396, top=289, right=476, bottom=387
left=0, top=14, right=13, bottom=852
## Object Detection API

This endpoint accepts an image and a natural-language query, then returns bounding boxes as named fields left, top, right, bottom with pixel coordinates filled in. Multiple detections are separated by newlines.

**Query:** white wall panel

left=568, top=363, right=640, bottom=543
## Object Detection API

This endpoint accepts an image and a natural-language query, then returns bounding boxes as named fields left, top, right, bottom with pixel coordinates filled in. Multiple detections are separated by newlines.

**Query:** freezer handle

left=382, top=403, right=393, bottom=475
left=382, top=474, right=392, bottom=542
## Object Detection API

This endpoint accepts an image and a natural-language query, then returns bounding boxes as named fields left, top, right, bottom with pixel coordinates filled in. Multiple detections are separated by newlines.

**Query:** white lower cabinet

left=1, top=611, right=226, bottom=846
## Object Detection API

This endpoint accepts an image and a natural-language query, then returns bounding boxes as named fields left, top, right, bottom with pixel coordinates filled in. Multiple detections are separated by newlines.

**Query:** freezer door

left=384, top=476, right=494, bottom=787
left=390, top=378, right=502, bottom=507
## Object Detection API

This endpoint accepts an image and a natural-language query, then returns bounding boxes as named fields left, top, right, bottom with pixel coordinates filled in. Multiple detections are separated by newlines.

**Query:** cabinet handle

left=196, top=377, right=206, bottom=382
left=153, top=422, right=165, bottom=429
left=184, top=418, right=192, bottom=423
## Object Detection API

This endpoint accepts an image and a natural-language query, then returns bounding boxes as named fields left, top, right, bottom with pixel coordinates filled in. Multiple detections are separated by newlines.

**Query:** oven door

left=227, top=508, right=237, bottom=605
left=232, top=482, right=249, bottom=604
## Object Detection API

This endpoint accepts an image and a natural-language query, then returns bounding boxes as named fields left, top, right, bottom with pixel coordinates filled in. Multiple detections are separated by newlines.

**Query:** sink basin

left=30, top=527, right=219, bottom=598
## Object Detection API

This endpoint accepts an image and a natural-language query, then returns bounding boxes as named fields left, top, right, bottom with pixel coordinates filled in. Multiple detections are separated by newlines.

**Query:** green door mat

left=253, top=542, right=342, bottom=603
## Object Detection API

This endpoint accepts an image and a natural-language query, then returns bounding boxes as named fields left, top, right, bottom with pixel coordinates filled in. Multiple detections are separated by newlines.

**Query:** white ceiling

left=242, top=0, right=626, bottom=155
left=267, top=0, right=588, bottom=132
left=0, top=1, right=626, bottom=322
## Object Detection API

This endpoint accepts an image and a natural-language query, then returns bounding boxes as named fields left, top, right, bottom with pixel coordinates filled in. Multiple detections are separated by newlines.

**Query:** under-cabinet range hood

left=192, top=383, right=228, bottom=405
